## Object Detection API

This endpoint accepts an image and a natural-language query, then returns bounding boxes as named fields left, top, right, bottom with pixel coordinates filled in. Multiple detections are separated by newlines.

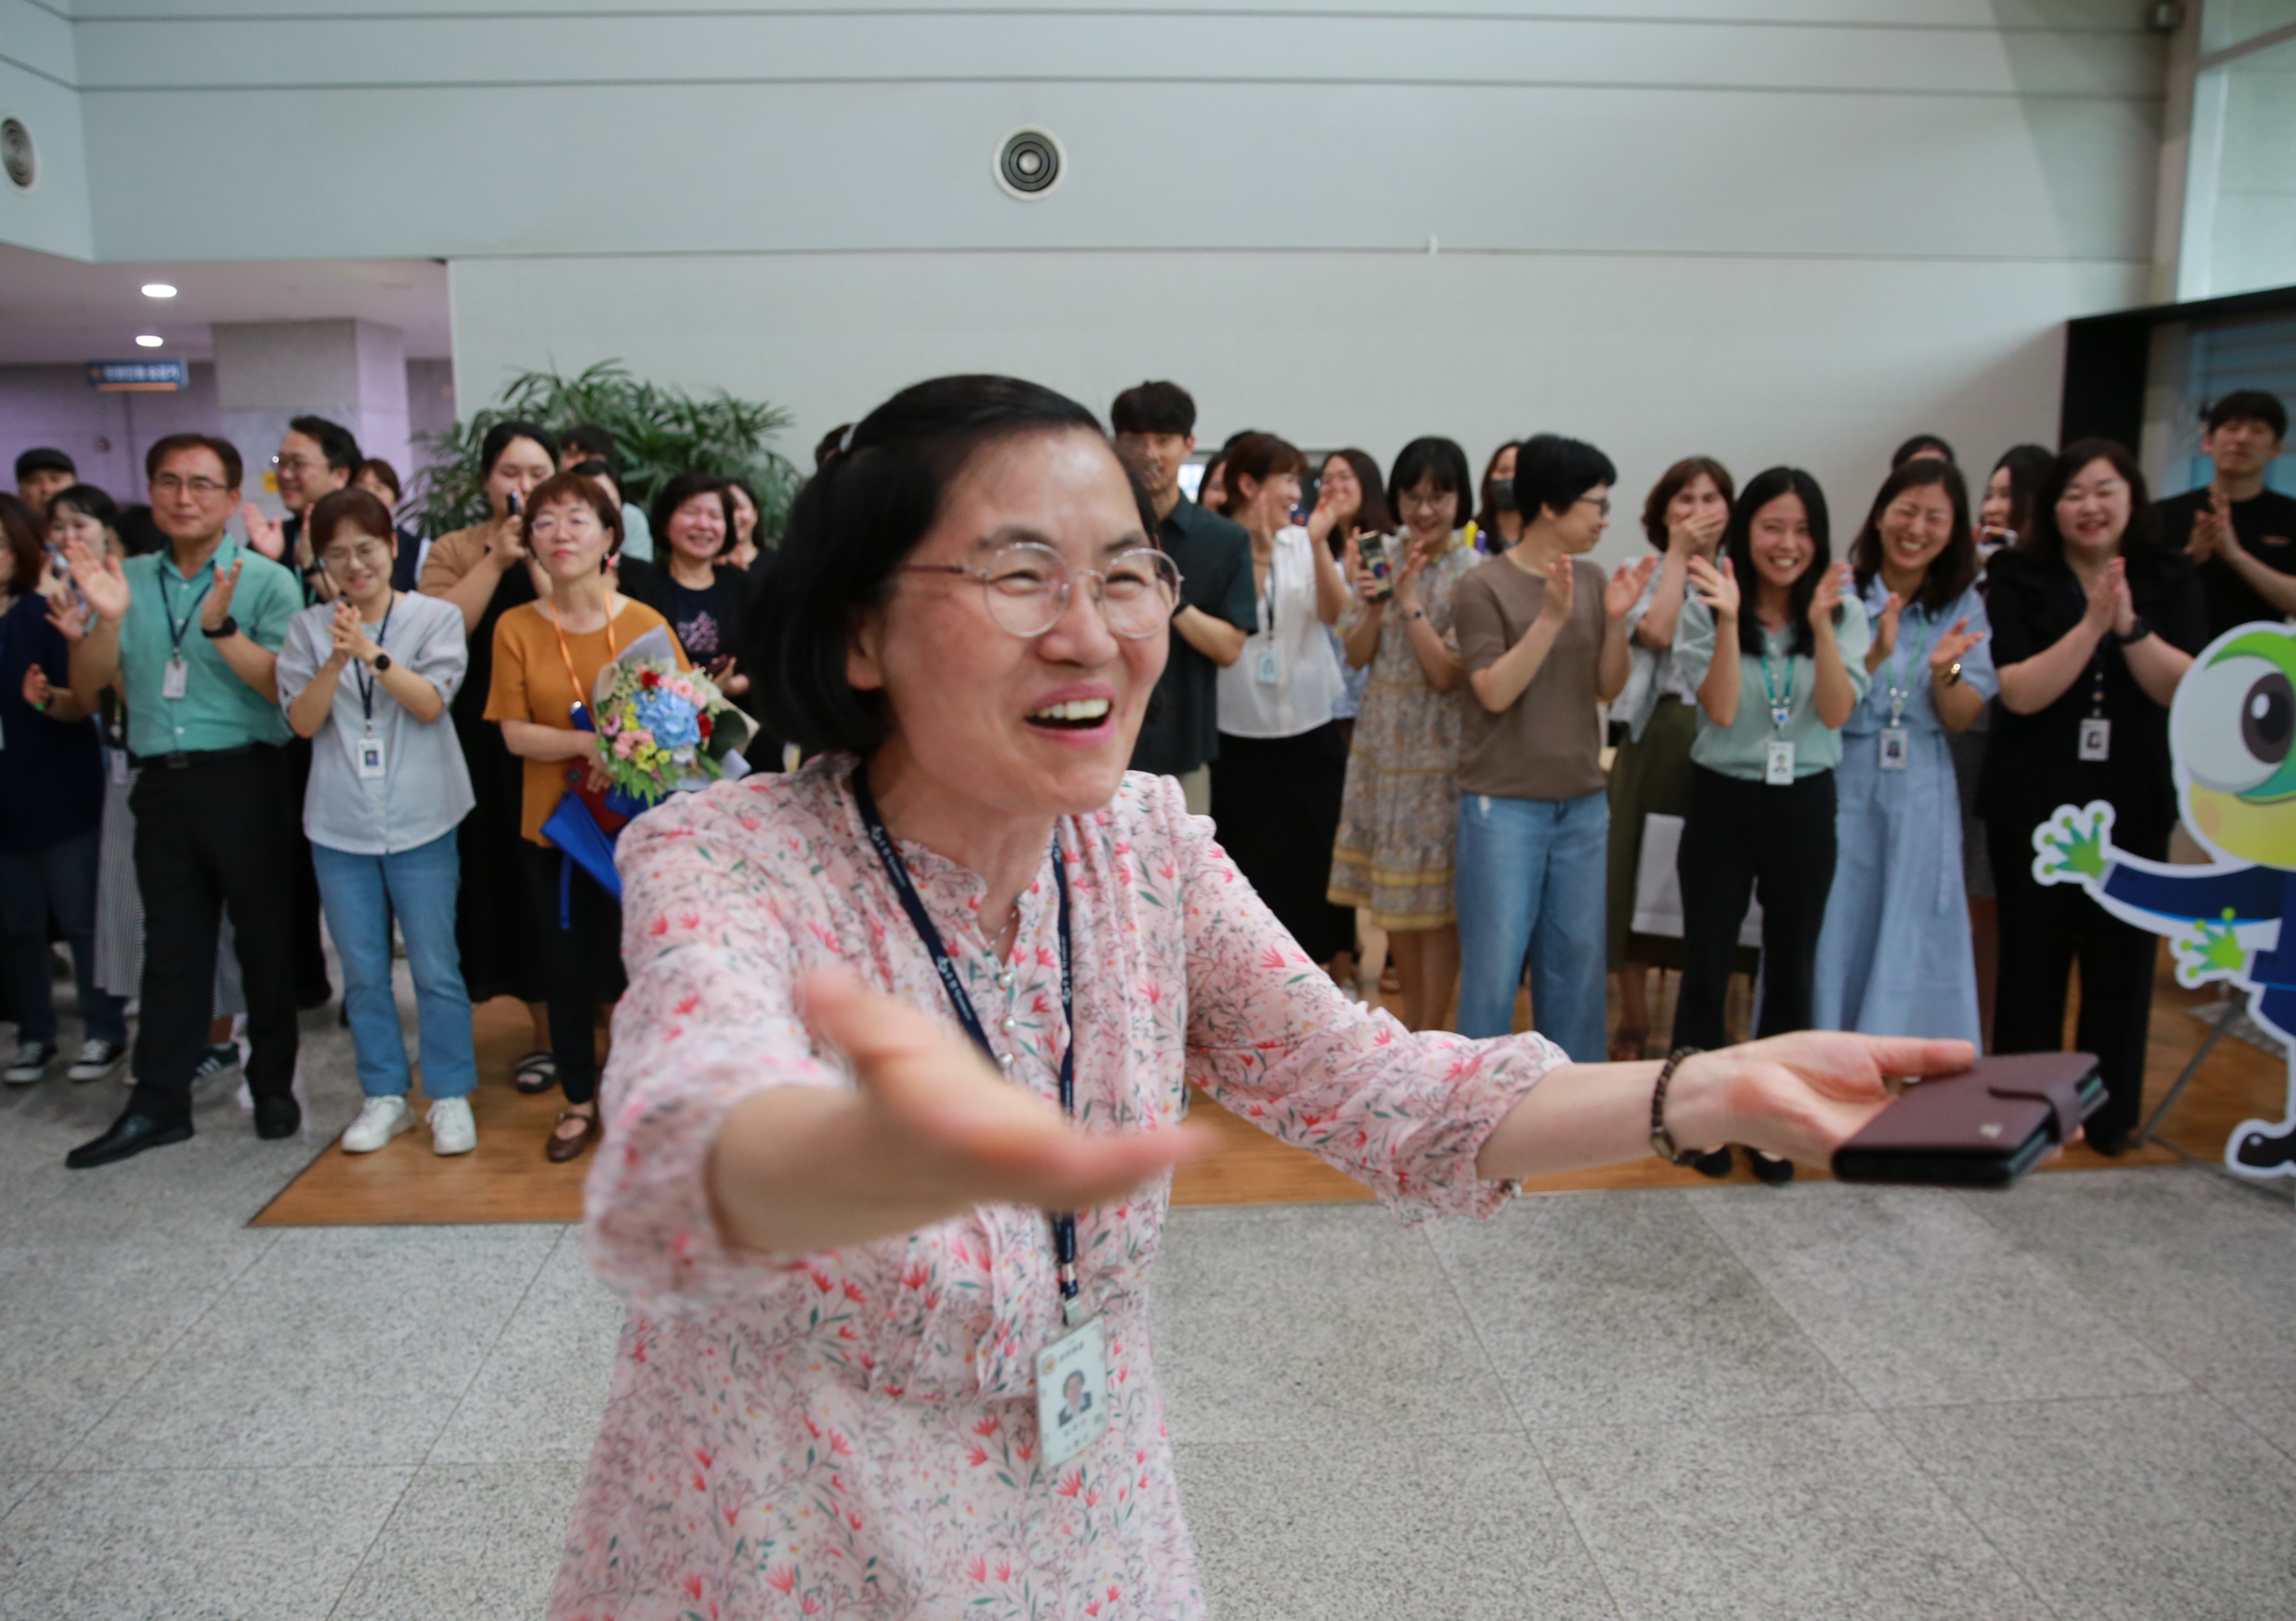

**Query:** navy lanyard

left=352, top=596, right=395, bottom=725
left=155, top=553, right=217, bottom=656
left=850, top=768, right=1082, bottom=1320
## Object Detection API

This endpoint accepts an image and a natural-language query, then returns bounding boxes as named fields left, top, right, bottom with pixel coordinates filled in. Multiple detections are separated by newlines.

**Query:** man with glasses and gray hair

left=59, top=433, right=308, bottom=1167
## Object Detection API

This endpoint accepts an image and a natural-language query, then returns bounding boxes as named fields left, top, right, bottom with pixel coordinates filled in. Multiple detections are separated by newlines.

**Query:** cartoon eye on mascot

left=2033, top=623, right=2296, bottom=1176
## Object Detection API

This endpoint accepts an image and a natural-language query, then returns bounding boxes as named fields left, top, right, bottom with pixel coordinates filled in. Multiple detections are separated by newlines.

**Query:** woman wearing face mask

left=1981, top=440, right=2204, bottom=1154
left=280, top=489, right=480, bottom=1155
left=1673, top=468, right=1872, bottom=1182
left=1475, top=440, right=1522, bottom=554
left=1605, top=457, right=1735, bottom=1060
left=1453, top=436, right=1654, bottom=1057
left=1327, top=437, right=1478, bottom=1029
left=1811, top=461, right=1994, bottom=1044
left=1210, top=432, right=1354, bottom=969
left=487, top=473, right=690, bottom=1161
left=419, top=422, right=562, bottom=1094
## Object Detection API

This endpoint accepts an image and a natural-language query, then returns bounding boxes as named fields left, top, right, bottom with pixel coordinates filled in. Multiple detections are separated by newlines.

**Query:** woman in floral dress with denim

left=549, top=377, right=1975, bottom=1621
left=1327, top=437, right=1479, bottom=1031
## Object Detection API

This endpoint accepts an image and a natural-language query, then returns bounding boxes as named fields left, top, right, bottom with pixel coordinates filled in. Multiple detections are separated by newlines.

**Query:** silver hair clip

left=839, top=424, right=857, bottom=456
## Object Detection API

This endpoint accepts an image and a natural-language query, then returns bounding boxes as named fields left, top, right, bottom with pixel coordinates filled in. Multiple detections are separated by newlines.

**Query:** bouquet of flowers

left=592, top=632, right=753, bottom=806
left=540, top=626, right=755, bottom=905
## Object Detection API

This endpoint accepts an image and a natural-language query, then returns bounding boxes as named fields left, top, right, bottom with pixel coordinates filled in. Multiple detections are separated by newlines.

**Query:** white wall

left=455, top=250, right=2140, bottom=564
left=15, top=1, right=2170, bottom=549
left=0, top=0, right=93, bottom=260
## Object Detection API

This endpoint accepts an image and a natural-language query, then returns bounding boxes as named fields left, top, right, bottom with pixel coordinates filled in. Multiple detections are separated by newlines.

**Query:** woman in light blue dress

left=1813, top=459, right=1995, bottom=1044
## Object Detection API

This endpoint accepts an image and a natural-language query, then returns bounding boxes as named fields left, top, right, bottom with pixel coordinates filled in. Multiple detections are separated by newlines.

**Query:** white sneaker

left=5, top=1040, right=56, bottom=1084
left=340, top=1096, right=413, bottom=1153
left=427, top=1097, right=477, bottom=1156
left=68, top=1038, right=128, bottom=1083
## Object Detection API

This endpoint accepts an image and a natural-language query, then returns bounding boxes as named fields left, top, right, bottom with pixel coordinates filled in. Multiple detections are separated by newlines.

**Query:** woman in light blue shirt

left=1672, top=467, right=1870, bottom=1181
left=1814, top=461, right=1994, bottom=1045
left=278, top=488, right=479, bottom=1158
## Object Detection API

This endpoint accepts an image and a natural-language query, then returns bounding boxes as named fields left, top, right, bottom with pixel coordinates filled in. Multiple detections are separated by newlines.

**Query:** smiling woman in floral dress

left=548, top=375, right=1973, bottom=1620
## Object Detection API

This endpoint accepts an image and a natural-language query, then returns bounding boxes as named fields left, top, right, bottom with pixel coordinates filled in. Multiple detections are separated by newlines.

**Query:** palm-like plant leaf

left=406, top=360, right=799, bottom=542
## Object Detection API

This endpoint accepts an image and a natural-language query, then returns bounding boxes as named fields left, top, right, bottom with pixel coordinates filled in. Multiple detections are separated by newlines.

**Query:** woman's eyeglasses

left=902, top=542, right=1183, bottom=640
left=317, top=538, right=394, bottom=572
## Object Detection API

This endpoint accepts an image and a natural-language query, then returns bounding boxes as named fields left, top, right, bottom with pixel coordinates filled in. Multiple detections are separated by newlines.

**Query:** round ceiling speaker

left=995, top=128, right=1064, bottom=199
left=1, top=119, right=35, bottom=192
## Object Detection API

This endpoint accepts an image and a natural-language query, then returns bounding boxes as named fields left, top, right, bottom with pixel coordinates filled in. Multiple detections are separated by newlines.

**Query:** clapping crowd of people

left=2, top=380, right=2291, bottom=1180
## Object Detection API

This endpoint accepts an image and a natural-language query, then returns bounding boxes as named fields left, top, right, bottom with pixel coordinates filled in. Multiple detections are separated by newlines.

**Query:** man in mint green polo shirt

left=61, top=432, right=308, bottom=1167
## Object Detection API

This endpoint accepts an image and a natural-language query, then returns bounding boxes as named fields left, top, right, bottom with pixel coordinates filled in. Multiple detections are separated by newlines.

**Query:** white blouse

left=1214, top=525, right=1345, bottom=739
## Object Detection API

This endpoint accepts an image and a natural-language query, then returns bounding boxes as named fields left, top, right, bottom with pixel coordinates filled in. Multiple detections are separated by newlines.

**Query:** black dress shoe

left=66, top=1111, right=193, bottom=1169
left=253, top=1095, right=301, bottom=1139
left=1749, top=1150, right=1796, bottom=1186
left=1691, top=1145, right=1734, bottom=1180
left=2087, top=1129, right=2132, bottom=1158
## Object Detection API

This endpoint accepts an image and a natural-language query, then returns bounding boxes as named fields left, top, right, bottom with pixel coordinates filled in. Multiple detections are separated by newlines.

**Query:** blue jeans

left=311, top=831, right=477, bottom=1100
left=1454, top=789, right=1609, bottom=1058
left=0, top=830, right=126, bottom=1048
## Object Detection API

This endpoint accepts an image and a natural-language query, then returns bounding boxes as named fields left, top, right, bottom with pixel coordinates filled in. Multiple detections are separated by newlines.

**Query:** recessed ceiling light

left=141, top=283, right=177, bottom=299
left=134, top=334, right=163, bottom=347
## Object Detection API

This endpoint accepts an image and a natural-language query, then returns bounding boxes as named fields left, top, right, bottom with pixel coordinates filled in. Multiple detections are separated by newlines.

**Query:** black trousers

left=1986, top=811, right=2163, bottom=1144
left=1672, top=765, right=1837, bottom=1051
left=285, top=736, right=332, bottom=1008
left=519, top=841, right=627, bottom=1106
left=1208, top=723, right=1354, bottom=965
left=128, top=746, right=300, bottom=1125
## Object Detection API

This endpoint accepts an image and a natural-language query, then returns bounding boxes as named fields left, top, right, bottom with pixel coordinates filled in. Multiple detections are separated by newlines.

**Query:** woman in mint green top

left=1667, top=467, right=1870, bottom=1183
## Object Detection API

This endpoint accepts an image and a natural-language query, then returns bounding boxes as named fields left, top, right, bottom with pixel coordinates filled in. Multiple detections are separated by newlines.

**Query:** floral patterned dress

left=553, top=755, right=1561, bottom=1620
left=1326, top=534, right=1477, bottom=930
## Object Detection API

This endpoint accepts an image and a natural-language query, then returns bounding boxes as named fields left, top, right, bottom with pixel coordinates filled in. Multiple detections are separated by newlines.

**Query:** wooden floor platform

left=253, top=947, right=2291, bottom=1227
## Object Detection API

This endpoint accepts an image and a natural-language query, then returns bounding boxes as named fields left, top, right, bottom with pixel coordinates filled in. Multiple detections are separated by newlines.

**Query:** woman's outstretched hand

left=1476, top=1030, right=1977, bottom=1182
left=1674, top=1032, right=1975, bottom=1167
left=708, top=967, right=1217, bottom=1257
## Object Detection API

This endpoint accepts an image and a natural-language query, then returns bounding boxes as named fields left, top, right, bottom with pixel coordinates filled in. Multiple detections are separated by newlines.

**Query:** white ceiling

left=0, top=244, right=452, bottom=366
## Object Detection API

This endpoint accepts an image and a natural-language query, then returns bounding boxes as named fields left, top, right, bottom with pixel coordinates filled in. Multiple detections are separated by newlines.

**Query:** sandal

left=545, top=1107, right=600, bottom=1163
left=512, top=1051, right=559, bottom=1095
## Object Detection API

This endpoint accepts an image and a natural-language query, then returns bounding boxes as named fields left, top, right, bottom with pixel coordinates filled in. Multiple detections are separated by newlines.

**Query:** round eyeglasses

left=901, top=542, right=1183, bottom=640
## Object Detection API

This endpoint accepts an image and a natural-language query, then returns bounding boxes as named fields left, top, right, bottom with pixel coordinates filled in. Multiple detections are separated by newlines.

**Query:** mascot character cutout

left=2033, top=623, right=2296, bottom=1176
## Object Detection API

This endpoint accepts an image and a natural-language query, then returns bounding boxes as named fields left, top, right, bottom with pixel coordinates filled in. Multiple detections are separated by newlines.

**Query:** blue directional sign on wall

left=87, top=358, right=188, bottom=391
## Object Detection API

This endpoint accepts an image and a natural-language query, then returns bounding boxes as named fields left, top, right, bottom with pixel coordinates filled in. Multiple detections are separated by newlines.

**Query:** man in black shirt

left=1111, top=381, right=1255, bottom=815
left=2155, top=389, right=2296, bottom=640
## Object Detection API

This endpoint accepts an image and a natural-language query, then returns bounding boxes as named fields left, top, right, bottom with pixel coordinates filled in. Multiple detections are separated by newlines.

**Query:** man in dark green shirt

left=1111, top=381, right=1255, bottom=813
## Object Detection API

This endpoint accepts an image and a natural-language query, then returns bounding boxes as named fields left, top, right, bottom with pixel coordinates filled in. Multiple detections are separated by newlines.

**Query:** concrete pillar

left=211, top=319, right=409, bottom=516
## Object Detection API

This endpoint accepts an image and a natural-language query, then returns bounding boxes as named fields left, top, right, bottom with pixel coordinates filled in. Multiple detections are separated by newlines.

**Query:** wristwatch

left=2112, top=615, right=2153, bottom=646
left=371, top=652, right=394, bottom=673
left=1939, top=660, right=1964, bottom=688
left=201, top=615, right=237, bottom=640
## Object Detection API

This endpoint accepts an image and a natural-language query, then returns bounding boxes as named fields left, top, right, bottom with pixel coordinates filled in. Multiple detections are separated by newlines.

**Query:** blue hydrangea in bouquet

left=540, top=626, right=755, bottom=906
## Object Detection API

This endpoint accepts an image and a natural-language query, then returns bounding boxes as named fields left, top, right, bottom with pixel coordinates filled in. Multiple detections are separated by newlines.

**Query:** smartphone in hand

left=1358, top=532, right=1393, bottom=600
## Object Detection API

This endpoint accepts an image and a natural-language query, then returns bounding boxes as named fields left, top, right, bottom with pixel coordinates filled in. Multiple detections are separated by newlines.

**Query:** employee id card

left=161, top=652, right=190, bottom=700
left=1764, top=738, right=1797, bottom=785
left=356, top=733, right=386, bottom=780
left=1878, top=727, right=1910, bottom=770
left=2078, top=718, right=2112, bottom=763
left=1036, top=1314, right=1111, bottom=1467
left=1255, top=647, right=1281, bottom=686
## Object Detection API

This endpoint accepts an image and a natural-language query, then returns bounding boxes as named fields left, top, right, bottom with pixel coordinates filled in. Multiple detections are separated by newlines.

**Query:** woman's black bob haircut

left=480, top=419, right=560, bottom=477
left=759, top=374, right=1152, bottom=757
left=2021, top=438, right=2160, bottom=564
left=1386, top=437, right=1472, bottom=529
left=1724, top=466, right=1836, bottom=658
left=1513, top=433, right=1617, bottom=523
left=1848, top=458, right=1976, bottom=615
left=649, top=470, right=734, bottom=556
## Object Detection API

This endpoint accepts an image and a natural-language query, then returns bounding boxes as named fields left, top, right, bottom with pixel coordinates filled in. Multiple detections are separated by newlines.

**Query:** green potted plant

left=409, top=360, right=800, bottom=542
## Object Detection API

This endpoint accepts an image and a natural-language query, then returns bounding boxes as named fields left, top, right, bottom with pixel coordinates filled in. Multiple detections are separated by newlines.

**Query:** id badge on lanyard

left=850, top=770, right=1111, bottom=1467
left=2079, top=652, right=2110, bottom=763
left=1253, top=574, right=1281, bottom=686
left=1761, top=645, right=1795, bottom=786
